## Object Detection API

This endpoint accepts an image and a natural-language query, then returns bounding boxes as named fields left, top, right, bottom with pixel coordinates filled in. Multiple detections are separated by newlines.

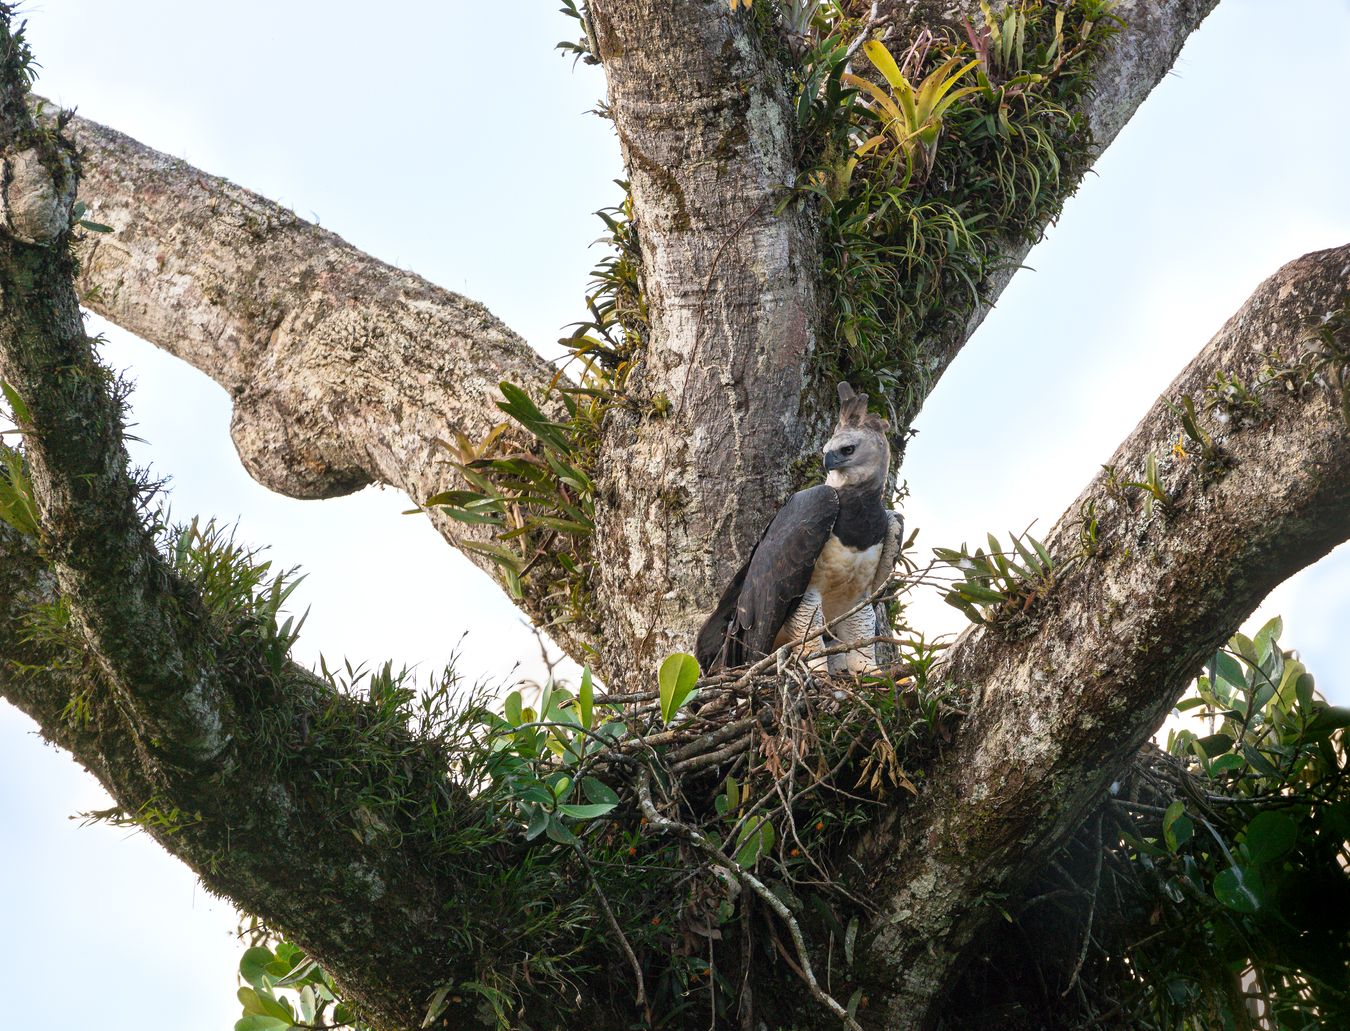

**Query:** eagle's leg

left=872, top=602, right=895, bottom=667
left=826, top=604, right=879, bottom=675
left=776, top=588, right=828, bottom=668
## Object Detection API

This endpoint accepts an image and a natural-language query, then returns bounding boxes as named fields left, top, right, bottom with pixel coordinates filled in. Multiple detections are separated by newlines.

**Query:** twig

left=671, top=735, right=754, bottom=774
left=573, top=844, right=650, bottom=1021
left=1061, top=812, right=1104, bottom=996
left=842, top=2, right=887, bottom=73
left=637, top=771, right=863, bottom=1031
left=668, top=715, right=764, bottom=763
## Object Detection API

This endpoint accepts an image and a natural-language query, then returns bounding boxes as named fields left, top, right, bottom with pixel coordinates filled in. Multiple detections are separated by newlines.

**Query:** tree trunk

left=584, top=0, right=827, bottom=685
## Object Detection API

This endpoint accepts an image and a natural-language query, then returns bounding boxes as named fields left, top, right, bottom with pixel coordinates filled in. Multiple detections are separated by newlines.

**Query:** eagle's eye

left=841, top=445, right=856, bottom=456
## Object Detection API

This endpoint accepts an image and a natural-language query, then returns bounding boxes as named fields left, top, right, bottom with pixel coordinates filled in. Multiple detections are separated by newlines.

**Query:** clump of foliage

left=934, top=527, right=1055, bottom=624
left=1264, top=304, right=1350, bottom=427
left=234, top=643, right=961, bottom=1031
left=951, top=620, right=1349, bottom=1030
left=233, top=937, right=371, bottom=1031
left=417, top=185, right=647, bottom=642
left=792, top=0, right=1122, bottom=420
left=210, top=523, right=962, bottom=1030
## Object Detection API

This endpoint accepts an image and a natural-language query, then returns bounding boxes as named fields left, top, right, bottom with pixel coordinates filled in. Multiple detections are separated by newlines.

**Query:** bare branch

left=51, top=102, right=566, bottom=612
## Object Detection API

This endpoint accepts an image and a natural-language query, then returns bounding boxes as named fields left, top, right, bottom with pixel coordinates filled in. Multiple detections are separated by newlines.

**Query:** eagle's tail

left=694, top=558, right=750, bottom=672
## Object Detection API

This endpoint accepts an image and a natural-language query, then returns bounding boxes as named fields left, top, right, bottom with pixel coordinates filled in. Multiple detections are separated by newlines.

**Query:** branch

left=850, top=244, right=1350, bottom=1029
left=0, top=57, right=492, bottom=1030
left=48, top=101, right=567, bottom=614
left=0, top=527, right=487, bottom=1030
left=878, top=0, right=1223, bottom=426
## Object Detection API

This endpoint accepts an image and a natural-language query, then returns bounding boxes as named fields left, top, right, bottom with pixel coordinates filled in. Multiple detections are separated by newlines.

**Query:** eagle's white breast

left=809, top=537, right=883, bottom=622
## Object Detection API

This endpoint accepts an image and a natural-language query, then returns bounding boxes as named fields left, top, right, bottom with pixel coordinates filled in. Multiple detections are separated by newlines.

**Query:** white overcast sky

left=2, top=2, right=1348, bottom=1029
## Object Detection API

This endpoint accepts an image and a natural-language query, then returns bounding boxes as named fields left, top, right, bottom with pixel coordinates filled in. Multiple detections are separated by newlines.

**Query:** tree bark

left=584, top=0, right=827, bottom=685
left=59, top=106, right=562, bottom=613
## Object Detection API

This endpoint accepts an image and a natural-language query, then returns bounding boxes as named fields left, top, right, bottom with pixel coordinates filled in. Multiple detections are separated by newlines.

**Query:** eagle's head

left=823, top=383, right=890, bottom=491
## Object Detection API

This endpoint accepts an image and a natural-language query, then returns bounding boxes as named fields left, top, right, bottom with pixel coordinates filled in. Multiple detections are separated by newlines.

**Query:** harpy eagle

left=695, top=384, right=903, bottom=674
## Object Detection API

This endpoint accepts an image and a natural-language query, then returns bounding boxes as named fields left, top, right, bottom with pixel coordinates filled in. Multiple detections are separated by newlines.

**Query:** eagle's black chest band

left=832, top=486, right=888, bottom=549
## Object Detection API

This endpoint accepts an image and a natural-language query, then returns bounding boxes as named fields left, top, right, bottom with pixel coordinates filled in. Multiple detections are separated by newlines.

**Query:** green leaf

left=1295, top=673, right=1316, bottom=713
left=504, top=690, right=523, bottom=727
left=0, top=446, right=40, bottom=536
left=238, top=987, right=266, bottom=1016
left=545, top=814, right=582, bottom=847
left=235, top=1017, right=291, bottom=1031
left=1193, top=733, right=1234, bottom=759
left=658, top=652, right=701, bottom=724
left=1231, top=632, right=1259, bottom=665
left=423, top=984, right=452, bottom=1028
left=581, top=777, right=619, bottom=807
left=579, top=667, right=594, bottom=730
left=458, top=539, right=522, bottom=570
left=1275, top=659, right=1306, bottom=712
left=955, top=583, right=1009, bottom=605
left=524, top=804, right=549, bottom=841
left=1211, top=651, right=1246, bottom=691
left=1213, top=865, right=1263, bottom=913
left=1, top=380, right=30, bottom=425
left=845, top=916, right=859, bottom=968
left=1253, top=615, right=1283, bottom=659
left=1163, top=800, right=1193, bottom=852
left=945, top=595, right=987, bottom=624
left=240, top=946, right=275, bottom=990
left=1244, top=811, right=1298, bottom=864
left=424, top=489, right=499, bottom=509
left=558, top=801, right=617, bottom=820
left=1242, top=744, right=1279, bottom=777
left=1305, top=705, right=1350, bottom=741
left=298, top=986, right=316, bottom=1024
left=734, top=815, right=775, bottom=868
left=847, top=987, right=865, bottom=1021
left=497, top=381, right=573, bottom=453
left=258, top=991, right=294, bottom=1023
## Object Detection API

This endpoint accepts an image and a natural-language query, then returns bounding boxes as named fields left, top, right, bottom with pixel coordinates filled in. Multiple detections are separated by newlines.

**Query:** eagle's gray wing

left=695, top=485, right=839, bottom=670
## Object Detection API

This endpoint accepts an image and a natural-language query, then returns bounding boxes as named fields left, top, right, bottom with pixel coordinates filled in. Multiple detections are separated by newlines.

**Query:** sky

left=1, top=2, right=1348, bottom=1028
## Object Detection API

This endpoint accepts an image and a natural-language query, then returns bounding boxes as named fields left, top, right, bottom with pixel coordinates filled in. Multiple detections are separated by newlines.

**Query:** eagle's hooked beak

left=824, top=450, right=846, bottom=471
